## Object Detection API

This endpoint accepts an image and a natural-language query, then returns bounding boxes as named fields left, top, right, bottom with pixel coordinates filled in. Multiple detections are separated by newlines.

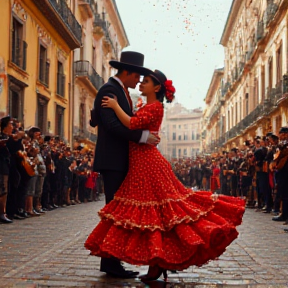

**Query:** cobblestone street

left=1, top=197, right=288, bottom=288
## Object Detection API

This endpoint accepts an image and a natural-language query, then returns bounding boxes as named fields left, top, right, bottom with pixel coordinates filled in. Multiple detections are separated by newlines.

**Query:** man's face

left=125, top=72, right=141, bottom=89
left=34, top=131, right=41, bottom=140
left=3, top=121, right=13, bottom=135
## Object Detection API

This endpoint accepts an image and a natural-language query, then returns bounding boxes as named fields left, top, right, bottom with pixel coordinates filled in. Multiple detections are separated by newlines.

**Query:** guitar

left=16, top=150, right=36, bottom=177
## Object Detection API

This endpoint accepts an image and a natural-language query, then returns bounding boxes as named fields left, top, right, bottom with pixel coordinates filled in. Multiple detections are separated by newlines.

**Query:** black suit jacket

left=93, top=77, right=142, bottom=172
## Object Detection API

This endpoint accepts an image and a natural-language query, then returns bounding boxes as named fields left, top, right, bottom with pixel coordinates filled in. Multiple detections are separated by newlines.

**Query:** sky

left=115, top=0, right=233, bottom=110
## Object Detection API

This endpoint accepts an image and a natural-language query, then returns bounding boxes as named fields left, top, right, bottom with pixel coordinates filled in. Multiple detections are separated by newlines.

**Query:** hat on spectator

left=266, top=132, right=273, bottom=137
left=279, top=127, right=288, bottom=134
left=231, top=147, right=238, bottom=153
left=0, top=115, right=12, bottom=131
left=44, top=135, right=51, bottom=142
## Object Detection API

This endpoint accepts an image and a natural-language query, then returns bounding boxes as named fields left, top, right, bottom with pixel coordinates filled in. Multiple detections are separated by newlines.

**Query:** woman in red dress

left=84, top=69, right=245, bottom=282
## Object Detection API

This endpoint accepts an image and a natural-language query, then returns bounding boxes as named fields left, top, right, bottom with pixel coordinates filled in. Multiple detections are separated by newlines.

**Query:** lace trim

left=112, top=189, right=210, bottom=206
left=99, top=192, right=221, bottom=231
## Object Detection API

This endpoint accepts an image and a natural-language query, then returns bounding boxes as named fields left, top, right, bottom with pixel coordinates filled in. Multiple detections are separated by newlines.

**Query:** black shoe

left=272, top=215, right=285, bottom=221
left=262, top=209, right=271, bottom=213
left=35, top=208, right=45, bottom=214
left=101, top=269, right=139, bottom=279
left=13, top=213, right=25, bottom=220
left=0, top=214, right=13, bottom=223
left=52, top=204, right=58, bottom=208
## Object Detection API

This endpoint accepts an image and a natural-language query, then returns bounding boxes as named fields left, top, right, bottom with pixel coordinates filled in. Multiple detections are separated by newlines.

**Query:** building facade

left=160, top=103, right=202, bottom=160
left=0, top=0, right=81, bottom=142
left=72, top=0, right=129, bottom=146
left=204, top=0, right=288, bottom=151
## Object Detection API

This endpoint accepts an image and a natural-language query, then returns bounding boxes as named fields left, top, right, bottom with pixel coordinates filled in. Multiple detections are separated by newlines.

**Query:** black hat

left=44, top=135, right=51, bottom=142
left=231, top=147, right=238, bottom=153
left=266, top=132, right=273, bottom=137
left=0, top=116, right=12, bottom=131
left=149, top=69, right=167, bottom=85
left=279, top=127, right=288, bottom=134
left=109, top=51, right=149, bottom=75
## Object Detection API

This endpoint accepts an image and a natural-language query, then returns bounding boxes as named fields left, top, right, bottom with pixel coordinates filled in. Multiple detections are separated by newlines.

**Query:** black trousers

left=100, top=170, right=127, bottom=272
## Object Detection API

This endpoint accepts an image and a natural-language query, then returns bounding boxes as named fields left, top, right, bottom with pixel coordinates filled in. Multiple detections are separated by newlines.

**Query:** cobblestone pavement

left=1, top=197, right=288, bottom=288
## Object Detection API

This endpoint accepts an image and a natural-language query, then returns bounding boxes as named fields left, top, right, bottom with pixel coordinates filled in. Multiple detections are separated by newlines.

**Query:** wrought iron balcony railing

left=256, top=20, right=265, bottom=41
left=74, top=60, right=104, bottom=91
left=221, top=81, right=231, bottom=97
left=264, top=0, right=278, bottom=27
left=32, top=0, right=82, bottom=49
left=12, top=38, right=27, bottom=71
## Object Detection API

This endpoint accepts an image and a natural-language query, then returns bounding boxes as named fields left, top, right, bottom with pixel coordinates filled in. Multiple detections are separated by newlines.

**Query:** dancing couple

left=85, top=51, right=245, bottom=282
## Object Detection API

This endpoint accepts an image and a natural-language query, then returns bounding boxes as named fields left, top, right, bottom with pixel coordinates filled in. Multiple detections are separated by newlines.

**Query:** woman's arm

left=101, top=96, right=131, bottom=128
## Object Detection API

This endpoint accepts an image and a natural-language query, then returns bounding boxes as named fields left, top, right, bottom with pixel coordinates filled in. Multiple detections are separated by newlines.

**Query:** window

left=55, top=105, right=65, bottom=138
left=8, top=76, right=26, bottom=122
left=57, top=61, right=65, bottom=97
left=192, top=132, right=195, bottom=140
left=183, top=148, right=187, bottom=156
left=178, top=125, right=181, bottom=129
left=261, top=65, right=265, bottom=102
left=245, top=93, right=249, bottom=116
left=79, top=103, right=85, bottom=133
left=276, top=44, right=282, bottom=84
left=178, top=135, right=181, bottom=140
left=11, top=17, right=27, bottom=70
left=39, top=45, right=49, bottom=86
left=184, top=132, right=188, bottom=140
left=178, top=149, right=181, bottom=158
left=172, top=147, right=176, bottom=158
left=268, top=57, right=273, bottom=89
left=172, top=132, right=176, bottom=140
left=172, top=125, right=176, bottom=129
left=37, top=95, right=48, bottom=134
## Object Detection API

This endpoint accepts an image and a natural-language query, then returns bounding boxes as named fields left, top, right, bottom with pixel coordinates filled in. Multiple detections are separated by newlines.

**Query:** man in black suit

left=90, top=51, right=159, bottom=278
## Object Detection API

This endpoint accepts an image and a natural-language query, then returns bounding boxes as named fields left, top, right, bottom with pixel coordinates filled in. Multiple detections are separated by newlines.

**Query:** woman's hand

left=101, top=96, right=118, bottom=110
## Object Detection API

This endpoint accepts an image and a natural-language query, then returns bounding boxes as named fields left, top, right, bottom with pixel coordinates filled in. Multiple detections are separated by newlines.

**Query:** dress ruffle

left=85, top=194, right=244, bottom=270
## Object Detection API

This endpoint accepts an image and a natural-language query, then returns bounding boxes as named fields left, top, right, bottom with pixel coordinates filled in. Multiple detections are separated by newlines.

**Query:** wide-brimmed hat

left=149, top=69, right=167, bottom=85
left=109, top=51, right=150, bottom=75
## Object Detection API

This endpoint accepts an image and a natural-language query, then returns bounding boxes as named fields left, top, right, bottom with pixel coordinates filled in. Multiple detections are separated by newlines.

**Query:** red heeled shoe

left=139, top=265, right=167, bottom=282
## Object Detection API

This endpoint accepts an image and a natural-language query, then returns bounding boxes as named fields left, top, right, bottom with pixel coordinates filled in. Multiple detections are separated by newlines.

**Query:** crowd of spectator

left=170, top=126, right=288, bottom=230
left=0, top=116, right=103, bottom=224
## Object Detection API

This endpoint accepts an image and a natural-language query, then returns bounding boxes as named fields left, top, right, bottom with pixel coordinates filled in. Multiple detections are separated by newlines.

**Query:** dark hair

left=150, top=76, right=166, bottom=103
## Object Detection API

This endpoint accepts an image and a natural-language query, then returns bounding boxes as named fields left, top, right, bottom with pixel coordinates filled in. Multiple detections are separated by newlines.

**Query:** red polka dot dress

left=85, top=101, right=245, bottom=270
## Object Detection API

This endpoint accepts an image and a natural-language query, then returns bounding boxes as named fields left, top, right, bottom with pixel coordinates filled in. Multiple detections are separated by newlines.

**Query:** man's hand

left=147, top=131, right=160, bottom=146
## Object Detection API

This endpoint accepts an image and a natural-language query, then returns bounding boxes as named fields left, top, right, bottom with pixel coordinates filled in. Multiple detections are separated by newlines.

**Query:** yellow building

left=0, top=0, right=81, bottom=142
left=72, top=0, right=129, bottom=146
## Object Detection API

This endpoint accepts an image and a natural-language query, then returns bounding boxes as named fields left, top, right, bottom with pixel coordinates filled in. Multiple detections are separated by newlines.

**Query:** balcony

left=221, top=81, right=231, bottom=97
left=256, top=20, right=265, bottom=41
left=31, top=0, right=82, bottom=50
left=78, top=0, right=93, bottom=18
left=74, top=60, right=104, bottom=91
left=266, top=75, right=288, bottom=109
left=264, top=0, right=278, bottom=27
left=57, top=73, right=66, bottom=97
left=93, top=13, right=116, bottom=56
left=12, top=38, right=27, bottom=71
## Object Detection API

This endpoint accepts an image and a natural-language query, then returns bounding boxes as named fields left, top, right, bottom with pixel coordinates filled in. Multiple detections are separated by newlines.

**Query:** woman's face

left=139, top=76, right=160, bottom=96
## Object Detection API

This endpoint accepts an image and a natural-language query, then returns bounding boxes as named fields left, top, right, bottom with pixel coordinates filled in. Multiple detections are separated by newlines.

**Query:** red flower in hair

left=164, top=80, right=176, bottom=103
